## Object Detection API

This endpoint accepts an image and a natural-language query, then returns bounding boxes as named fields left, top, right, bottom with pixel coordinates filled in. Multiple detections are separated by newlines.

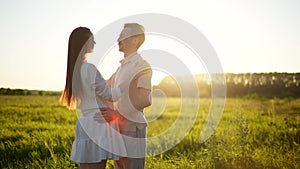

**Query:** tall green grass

left=0, top=96, right=299, bottom=168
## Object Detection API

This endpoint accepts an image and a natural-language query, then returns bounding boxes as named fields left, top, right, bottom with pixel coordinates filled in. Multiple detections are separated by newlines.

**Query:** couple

left=61, top=23, right=152, bottom=169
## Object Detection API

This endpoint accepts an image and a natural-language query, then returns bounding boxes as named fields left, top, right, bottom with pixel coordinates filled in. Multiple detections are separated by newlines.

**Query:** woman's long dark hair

left=61, top=27, right=93, bottom=109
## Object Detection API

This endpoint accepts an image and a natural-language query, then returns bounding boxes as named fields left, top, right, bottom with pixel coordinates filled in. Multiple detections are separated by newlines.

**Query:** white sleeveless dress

left=70, top=62, right=127, bottom=163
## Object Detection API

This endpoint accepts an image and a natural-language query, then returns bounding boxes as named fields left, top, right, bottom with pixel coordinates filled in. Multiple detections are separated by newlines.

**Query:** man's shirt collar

left=119, top=53, right=140, bottom=65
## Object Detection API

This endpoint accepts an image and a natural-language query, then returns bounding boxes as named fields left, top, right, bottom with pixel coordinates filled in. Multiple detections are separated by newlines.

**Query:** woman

left=61, top=27, right=126, bottom=169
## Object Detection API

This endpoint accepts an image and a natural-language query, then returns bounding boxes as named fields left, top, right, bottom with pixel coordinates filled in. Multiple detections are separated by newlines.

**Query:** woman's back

left=80, top=62, right=114, bottom=114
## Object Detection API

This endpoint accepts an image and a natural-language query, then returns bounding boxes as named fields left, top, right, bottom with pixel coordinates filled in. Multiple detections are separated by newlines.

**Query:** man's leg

left=114, top=157, right=145, bottom=169
left=114, top=127, right=146, bottom=169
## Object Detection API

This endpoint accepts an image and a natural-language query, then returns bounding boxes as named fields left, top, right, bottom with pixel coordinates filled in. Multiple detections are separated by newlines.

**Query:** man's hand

left=94, top=111, right=106, bottom=123
left=94, top=107, right=119, bottom=123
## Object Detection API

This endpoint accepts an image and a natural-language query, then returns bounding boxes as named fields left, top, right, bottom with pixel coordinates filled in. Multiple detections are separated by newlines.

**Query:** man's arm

left=129, top=67, right=152, bottom=111
left=97, top=87, right=151, bottom=123
left=130, top=87, right=151, bottom=111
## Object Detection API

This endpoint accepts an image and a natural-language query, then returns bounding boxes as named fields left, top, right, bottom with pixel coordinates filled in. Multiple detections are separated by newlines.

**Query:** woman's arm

left=87, top=64, right=121, bottom=101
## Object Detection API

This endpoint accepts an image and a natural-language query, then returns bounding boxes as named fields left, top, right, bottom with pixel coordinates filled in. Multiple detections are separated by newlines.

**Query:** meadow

left=0, top=95, right=299, bottom=168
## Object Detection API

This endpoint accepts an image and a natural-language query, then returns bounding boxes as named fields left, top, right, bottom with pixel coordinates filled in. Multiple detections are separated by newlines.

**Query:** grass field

left=0, top=95, right=299, bottom=168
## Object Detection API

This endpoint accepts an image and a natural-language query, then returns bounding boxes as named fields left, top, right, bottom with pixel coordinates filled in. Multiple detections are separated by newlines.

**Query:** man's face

left=118, top=38, right=130, bottom=53
left=118, top=27, right=135, bottom=52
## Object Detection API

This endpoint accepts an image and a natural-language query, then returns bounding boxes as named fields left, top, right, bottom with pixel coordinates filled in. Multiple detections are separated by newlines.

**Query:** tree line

left=1, top=73, right=299, bottom=98
left=0, top=88, right=60, bottom=96
left=153, top=73, right=300, bottom=98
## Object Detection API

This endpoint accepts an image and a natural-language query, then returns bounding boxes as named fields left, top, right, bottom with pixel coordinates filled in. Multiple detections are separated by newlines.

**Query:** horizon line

left=1, top=71, right=299, bottom=91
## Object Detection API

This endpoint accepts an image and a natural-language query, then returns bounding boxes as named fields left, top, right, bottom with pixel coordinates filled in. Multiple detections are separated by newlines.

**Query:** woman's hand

left=119, top=82, right=127, bottom=93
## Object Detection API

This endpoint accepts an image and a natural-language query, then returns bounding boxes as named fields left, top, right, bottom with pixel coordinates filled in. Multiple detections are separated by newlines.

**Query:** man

left=98, top=23, right=152, bottom=169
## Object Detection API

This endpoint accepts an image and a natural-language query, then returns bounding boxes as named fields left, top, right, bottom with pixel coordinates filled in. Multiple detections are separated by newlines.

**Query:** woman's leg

left=88, top=160, right=107, bottom=169
left=79, top=163, right=88, bottom=169
left=80, top=161, right=107, bottom=169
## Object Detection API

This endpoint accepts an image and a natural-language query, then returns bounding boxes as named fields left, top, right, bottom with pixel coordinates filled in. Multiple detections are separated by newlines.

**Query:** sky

left=0, top=0, right=299, bottom=91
